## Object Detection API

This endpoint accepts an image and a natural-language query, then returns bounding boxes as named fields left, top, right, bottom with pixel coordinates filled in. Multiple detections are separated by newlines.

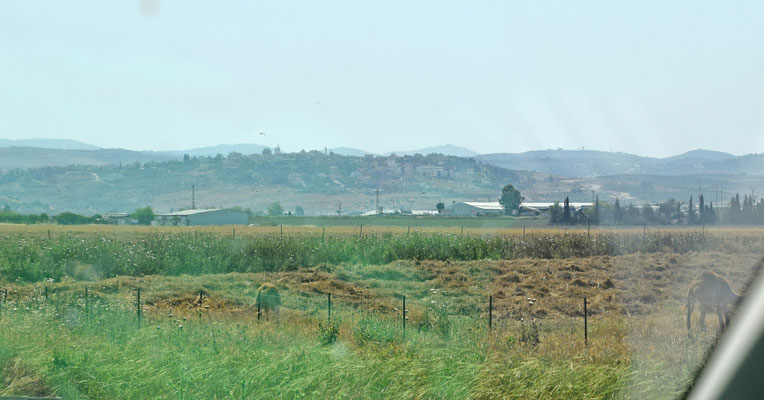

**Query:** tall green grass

left=1, top=231, right=762, bottom=282
left=0, top=299, right=636, bottom=399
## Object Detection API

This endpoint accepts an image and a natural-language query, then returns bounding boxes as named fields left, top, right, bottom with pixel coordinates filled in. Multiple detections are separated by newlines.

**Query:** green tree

left=54, top=211, right=93, bottom=225
left=131, top=206, right=156, bottom=226
left=2, top=204, right=10, bottom=213
left=499, top=184, right=524, bottom=215
left=549, top=201, right=563, bottom=224
left=614, top=198, right=623, bottom=224
left=267, top=202, right=284, bottom=216
left=563, top=197, right=571, bottom=224
left=261, top=148, right=272, bottom=156
left=688, top=196, right=695, bottom=224
left=295, top=205, right=305, bottom=216
left=592, top=195, right=600, bottom=225
left=436, top=202, right=445, bottom=213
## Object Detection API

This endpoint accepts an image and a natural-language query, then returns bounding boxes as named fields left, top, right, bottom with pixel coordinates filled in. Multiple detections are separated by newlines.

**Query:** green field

left=0, top=226, right=762, bottom=398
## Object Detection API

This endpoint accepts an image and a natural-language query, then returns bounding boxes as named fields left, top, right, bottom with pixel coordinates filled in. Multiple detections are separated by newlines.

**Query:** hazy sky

left=2, top=1, right=763, bottom=157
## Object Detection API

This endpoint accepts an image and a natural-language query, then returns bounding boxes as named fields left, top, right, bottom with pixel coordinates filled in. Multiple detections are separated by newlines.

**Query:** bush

left=318, top=320, right=340, bottom=345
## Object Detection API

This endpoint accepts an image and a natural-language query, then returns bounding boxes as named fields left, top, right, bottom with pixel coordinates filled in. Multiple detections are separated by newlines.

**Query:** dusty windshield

left=1, top=2, right=763, bottom=399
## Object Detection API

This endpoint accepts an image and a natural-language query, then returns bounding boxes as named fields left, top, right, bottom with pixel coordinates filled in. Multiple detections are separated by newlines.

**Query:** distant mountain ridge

left=163, top=143, right=268, bottom=157
left=0, top=147, right=175, bottom=170
left=385, top=144, right=479, bottom=158
left=475, top=149, right=763, bottom=177
left=0, top=138, right=761, bottom=178
left=0, top=138, right=100, bottom=150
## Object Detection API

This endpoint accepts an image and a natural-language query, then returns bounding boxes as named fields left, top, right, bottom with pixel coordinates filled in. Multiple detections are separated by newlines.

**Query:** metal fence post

left=136, top=289, right=142, bottom=329
left=489, top=295, right=493, bottom=329
left=402, top=295, right=406, bottom=338
left=584, top=297, right=588, bottom=346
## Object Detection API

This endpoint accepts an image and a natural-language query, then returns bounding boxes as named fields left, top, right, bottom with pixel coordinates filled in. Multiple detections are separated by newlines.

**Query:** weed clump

left=318, top=320, right=340, bottom=345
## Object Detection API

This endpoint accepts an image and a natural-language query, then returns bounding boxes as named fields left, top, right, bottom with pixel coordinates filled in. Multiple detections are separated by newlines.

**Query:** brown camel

left=255, top=283, right=281, bottom=317
left=686, top=272, right=742, bottom=337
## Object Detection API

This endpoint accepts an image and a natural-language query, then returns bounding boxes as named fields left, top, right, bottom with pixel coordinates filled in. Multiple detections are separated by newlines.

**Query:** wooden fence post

left=232, top=228, right=235, bottom=239
left=280, top=224, right=283, bottom=237
left=47, top=229, right=51, bottom=240
left=44, top=286, right=48, bottom=301
left=322, top=227, right=325, bottom=241
left=328, top=293, right=332, bottom=322
left=584, top=297, right=588, bottom=346
left=461, top=226, right=464, bottom=236
left=523, top=226, right=526, bottom=238
left=359, top=225, right=363, bottom=238
left=257, top=291, right=261, bottom=322
left=407, top=226, right=410, bottom=236
left=194, top=230, right=198, bottom=241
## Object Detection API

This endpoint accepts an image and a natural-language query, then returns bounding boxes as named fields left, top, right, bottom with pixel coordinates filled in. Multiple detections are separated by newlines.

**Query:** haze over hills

left=384, top=145, right=480, bottom=158
left=475, top=149, right=764, bottom=177
left=3, top=137, right=760, bottom=177
left=0, top=147, right=175, bottom=170
left=0, top=138, right=100, bottom=151
left=0, top=152, right=542, bottom=215
left=1, top=143, right=763, bottom=215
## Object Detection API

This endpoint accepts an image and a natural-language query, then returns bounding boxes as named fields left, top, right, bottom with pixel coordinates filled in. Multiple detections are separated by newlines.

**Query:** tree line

left=547, top=193, right=764, bottom=226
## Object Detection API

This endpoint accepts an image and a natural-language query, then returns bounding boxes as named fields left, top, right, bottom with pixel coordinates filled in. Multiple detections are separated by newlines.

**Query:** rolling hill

left=0, top=151, right=547, bottom=215
left=476, top=149, right=764, bottom=177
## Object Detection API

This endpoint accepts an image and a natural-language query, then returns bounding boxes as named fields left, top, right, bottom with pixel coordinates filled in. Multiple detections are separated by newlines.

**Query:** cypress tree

left=593, top=195, right=600, bottom=225
left=614, top=198, right=623, bottom=224
left=563, top=196, right=571, bottom=224
left=688, top=195, right=695, bottom=224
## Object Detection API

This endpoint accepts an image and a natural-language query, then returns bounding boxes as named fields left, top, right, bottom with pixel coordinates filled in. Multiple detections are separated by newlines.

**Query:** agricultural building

left=154, top=209, right=248, bottom=226
left=451, top=202, right=505, bottom=216
left=452, top=201, right=593, bottom=217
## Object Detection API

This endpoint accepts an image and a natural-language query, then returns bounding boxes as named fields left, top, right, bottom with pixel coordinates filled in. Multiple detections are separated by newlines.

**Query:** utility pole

left=192, top=184, right=196, bottom=209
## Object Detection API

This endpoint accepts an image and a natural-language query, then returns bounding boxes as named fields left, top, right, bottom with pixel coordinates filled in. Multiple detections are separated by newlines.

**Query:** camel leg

left=699, top=310, right=707, bottom=331
left=717, top=306, right=726, bottom=331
